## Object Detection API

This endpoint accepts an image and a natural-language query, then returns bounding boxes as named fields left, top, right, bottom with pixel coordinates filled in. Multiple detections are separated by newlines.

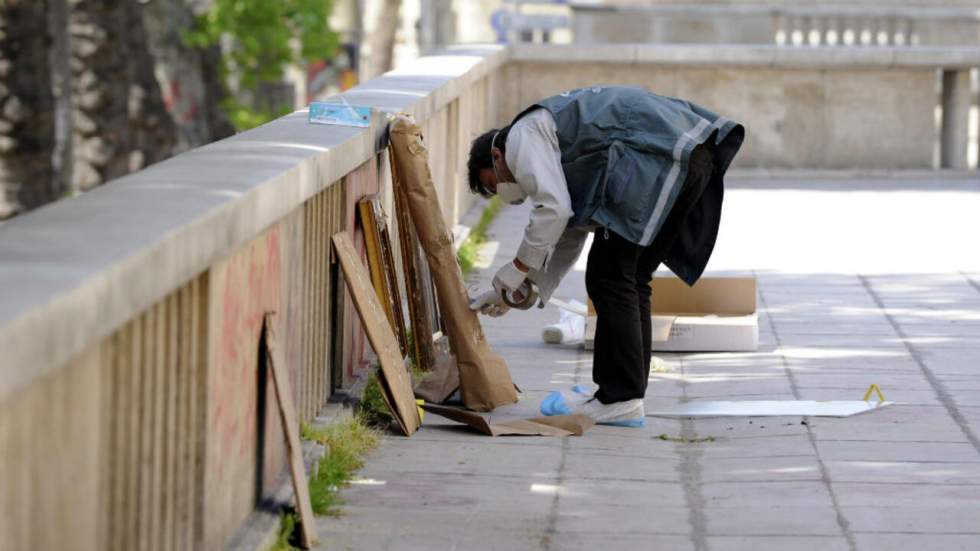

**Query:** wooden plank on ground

left=263, top=314, right=317, bottom=549
left=332, top=231, right=420, bottom=436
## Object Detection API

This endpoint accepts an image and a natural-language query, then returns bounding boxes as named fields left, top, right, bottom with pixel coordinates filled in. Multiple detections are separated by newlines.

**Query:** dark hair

left=467, top=126, right=510, bottom=197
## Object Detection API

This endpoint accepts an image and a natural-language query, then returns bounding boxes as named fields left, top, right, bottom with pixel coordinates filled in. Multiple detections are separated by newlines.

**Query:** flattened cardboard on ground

left=388, top=115, right=519, bottom=412
left=646, top=400, right=892, bottom=418
left=333, top=232, right=421, bottom=436
left=421, top=404, right=595, bottom=436
left=585, top=277, right=759, bottom=352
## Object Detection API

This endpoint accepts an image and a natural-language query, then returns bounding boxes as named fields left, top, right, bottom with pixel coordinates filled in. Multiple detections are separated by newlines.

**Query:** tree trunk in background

left=199, top=43, right=236, bottom=141
left=68, top=0, right=131, bottom=191
left=125, top=2, right=177, bottom=172
left=0, top=0, right=56, bottom=219
left=69, top=0, right=178, bottom=191
left=142, top=0, right=234, bottom=151
left=48, top=0, right=73, bottom=198
left=364, top=0, right=401, bottom=80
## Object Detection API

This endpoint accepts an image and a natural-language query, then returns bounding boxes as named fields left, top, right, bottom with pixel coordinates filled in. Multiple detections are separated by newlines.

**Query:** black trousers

left=585, top=142, right=716, bottom=404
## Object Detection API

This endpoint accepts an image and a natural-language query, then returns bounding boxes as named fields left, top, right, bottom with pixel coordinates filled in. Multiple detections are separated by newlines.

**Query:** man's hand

left=469, top=289, right=511, bottom=317
left=492, top=260, right=529, bottom=296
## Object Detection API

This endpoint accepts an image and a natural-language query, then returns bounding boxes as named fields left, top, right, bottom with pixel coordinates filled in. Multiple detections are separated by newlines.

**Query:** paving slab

left=823, top=460, right=980, bottom=485
left=678, top=417, right=811, bottom=439
left=362, top=437, right=565, bottom=477
left=707, top=536, right=850, bottom=551
left=682, top=382, right=797, bottom=400
left=854, top=534, right=980, bottom=551
left=333, top=471, right=557, bottom=514
left=790, top=372, right=932, bottom=389
left=783, top=356, right=924, bottom=373
left=704, top=506, right=843, bottom=536
left=548, top=533, right=695, bottom=551
left=317, top=508, right=550, bottom=551
left=810, top=406, right=969, bottom=442
left=697, top=434, right=815, bottom=460
left=832, top=481, right=980, bottom=508
left=553, top=503, right=690, bottom=535
left=843, top=506, right=980, bottom=533
left=560, top=448, right=682, bottom=483
left=565, top=431, right=682, bottom=458
left=814, top=440, right=980, bottom=463
left=557, top=478, right=688, bottom=507
left=699, top=455, right=824, bottom=484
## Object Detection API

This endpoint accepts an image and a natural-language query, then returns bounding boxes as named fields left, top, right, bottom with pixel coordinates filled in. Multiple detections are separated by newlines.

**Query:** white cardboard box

left=585, top=276, right=759, bottom=352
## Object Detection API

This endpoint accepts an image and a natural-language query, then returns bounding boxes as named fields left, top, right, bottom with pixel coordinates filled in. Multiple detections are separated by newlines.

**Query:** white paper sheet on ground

left=646, top=400, right=893, bottom=418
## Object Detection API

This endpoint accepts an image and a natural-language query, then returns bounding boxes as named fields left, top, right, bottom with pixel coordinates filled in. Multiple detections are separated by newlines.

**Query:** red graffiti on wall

left=210, top=227, right=282, bottom=471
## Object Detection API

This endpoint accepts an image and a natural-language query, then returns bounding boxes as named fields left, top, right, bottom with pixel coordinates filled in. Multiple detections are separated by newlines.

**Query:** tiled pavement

left=317, top=176, right=980, bottom=550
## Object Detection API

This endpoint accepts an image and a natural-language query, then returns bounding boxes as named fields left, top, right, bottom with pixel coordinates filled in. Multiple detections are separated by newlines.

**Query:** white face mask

left=490, top=131, right=526, bottom=204
left=497, top=181, right=528, bottom=205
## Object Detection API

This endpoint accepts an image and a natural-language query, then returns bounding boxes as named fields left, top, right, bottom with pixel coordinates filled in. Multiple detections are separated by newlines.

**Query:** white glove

left=469, top=289, right=511, bottom=317
left=492, top=260, right=528, bottom=295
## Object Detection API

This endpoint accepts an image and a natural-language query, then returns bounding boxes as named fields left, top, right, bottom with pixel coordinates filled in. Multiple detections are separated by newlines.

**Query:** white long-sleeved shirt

left=504, top=108, right=590, bottom=302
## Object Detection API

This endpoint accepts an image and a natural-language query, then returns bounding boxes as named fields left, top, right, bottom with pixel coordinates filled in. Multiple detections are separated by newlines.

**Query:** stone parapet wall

left=508, top=44, right=980, bottom=170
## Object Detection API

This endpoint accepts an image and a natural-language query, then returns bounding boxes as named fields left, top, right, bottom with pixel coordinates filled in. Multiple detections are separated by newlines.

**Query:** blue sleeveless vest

left=513, top=86, right=744, bottom=284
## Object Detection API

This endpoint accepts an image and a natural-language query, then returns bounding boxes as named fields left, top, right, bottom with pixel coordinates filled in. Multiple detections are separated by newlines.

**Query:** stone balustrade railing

left=570, top=3, right=980, bottom=47
left=1, top=43, right=978, bottom=550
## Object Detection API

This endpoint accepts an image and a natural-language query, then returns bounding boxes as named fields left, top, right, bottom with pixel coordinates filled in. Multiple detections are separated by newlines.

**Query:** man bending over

left=466, top=86, right=744, bottom=427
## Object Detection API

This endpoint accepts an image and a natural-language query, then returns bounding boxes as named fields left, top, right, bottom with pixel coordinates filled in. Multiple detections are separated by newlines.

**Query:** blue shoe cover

left=540, top=391, right=572, bottom=416
left=571, top=384, right=593, bottom=396
left=599, top=417, right=647, bottom=428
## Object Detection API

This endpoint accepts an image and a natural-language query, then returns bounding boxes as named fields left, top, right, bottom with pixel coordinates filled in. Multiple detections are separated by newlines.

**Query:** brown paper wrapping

left=413, top=351, right=460, bottom=404
left=388, top=115, right=519, bottom=412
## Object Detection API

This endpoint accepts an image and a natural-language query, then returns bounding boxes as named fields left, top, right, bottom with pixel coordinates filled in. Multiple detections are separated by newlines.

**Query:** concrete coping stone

left=512, top=44, right=980, bottom=69
left=0, top=44, right=506, bottom=401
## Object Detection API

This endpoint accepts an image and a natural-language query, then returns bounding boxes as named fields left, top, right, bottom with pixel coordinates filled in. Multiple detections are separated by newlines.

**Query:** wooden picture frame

left=357, top=198, right=408, bottom=356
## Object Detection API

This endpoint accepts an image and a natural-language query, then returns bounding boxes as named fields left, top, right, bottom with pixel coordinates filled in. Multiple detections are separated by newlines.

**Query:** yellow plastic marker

left=416, top=399, right=426, bottom=422
left=863, top=384, right=886, bottom=402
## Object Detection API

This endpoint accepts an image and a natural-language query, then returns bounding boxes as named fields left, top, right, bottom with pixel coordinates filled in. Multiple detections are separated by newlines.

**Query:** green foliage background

left=186, top=0, right=341, bottom=130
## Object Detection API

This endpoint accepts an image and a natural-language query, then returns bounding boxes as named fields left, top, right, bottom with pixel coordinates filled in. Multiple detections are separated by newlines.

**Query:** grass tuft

left=302, top=415, right=381, bottom=516
left=359, top=355, right=426, bottom=429
left=266, top=510, right=299, bottom=551
left=359, top=371, right=392, bottom=428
